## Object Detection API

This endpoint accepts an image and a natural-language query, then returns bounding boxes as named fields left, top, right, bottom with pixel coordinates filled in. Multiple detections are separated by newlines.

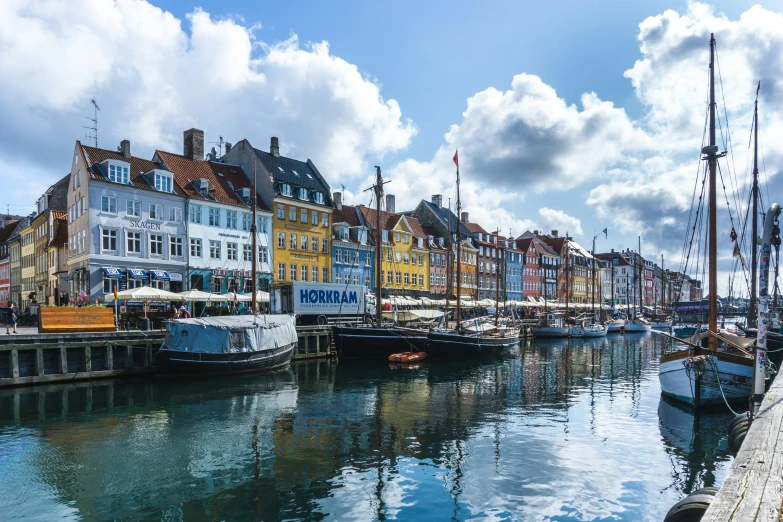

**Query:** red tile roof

left=465, top=222, right=488, bottom=234
left=358, top=206, right=427, bottom=245
left=156, top=150, right=269, bottom=211
left=332, top=205, right=363, bottom=228
left=78, top=142, right=185, bottom=194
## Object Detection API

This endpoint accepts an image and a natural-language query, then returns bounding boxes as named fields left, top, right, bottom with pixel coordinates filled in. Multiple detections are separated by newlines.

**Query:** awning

left=128, top=269, right=148, bottom=280
left=66, top=268, right=84, bottom=281
left=102, top=267, right=123, bottom=279
left=151, top=270, right=170, bottom=280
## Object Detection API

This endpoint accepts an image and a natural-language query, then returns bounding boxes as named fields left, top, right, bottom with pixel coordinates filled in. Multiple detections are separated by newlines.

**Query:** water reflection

left=0, top=334, right=734, bottom=521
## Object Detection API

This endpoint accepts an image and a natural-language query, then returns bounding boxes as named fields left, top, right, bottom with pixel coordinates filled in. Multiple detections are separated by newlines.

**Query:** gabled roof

left=464, top=221, right=488, bottom=235
left=251, top=146, right=330, bottom=195
left=537, top=235, right=566, bottom=254
left=0, top=220, right=19, bottom=244
left=358, top=206, right=427, bottom=243
left=594, top=252, right=632, bottom=266
left=419, top=200, right=473, bottom=237
left=331, top=205, right=363, bottom=228
left=78, top=142, right=186, bottom=195
left=48, top=217, right=68, bottom=248
left=516, top=238, right=532, bottom=253
left=155, top=151, right=269, bottom=211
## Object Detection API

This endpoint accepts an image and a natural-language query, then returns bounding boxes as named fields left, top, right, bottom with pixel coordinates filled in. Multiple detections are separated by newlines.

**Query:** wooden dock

left=0, top=326, right=334, bottom=388
left=701, top=370, right=783, bottom=520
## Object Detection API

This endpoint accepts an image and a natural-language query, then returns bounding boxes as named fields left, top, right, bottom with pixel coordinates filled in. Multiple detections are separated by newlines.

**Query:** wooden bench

left=38, top=307, right=117, bottom=334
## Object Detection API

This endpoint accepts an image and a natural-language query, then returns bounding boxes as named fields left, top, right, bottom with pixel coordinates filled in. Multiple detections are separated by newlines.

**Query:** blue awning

left=102, top=267, right=123, bottom=279
left=151, top=270, right=170, bottom=280
left=66, top=268, right=84, bottom=281
left=128, top=269, right=148, bottom=280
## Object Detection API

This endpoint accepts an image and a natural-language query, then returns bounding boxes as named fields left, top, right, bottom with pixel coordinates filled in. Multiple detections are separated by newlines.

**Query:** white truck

left=270, top=282, right=375, bottom=326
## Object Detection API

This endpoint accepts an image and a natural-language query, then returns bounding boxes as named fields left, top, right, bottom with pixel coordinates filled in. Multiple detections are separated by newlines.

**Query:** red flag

left=453, top=150, right=459, bottom=166
left=730, top=227, right=737, bottom=242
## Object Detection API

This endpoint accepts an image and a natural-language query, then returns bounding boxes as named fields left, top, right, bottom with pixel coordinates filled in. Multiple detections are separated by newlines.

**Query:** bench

left=39, top=307, right=117, bottom=334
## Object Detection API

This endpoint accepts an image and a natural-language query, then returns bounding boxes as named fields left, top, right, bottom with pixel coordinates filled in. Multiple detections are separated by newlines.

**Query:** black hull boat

left=333, top=325, right=428, bottom=360
left=156, top=315, right=298, bottom=376
left=426, top=330, right=518, bottom=359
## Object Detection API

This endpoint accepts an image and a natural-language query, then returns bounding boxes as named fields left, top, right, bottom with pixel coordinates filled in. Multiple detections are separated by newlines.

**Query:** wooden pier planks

left=38, top=307, right=117, bottom=333
left=701, top=370, right=783, bottom=521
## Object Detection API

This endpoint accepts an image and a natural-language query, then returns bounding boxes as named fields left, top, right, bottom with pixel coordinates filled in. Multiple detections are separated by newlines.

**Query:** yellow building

left=20, top=223, right=35, bottom=310
left=359, top=207, right=430, bottom=297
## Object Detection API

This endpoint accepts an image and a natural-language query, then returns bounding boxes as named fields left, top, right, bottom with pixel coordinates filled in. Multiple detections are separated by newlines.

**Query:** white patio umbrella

left=107, top=286, right=183, bottom=302
left=241, top=290, right=270, bottom=303
left=224, top=292, right=252, bottom=303
left=177, top=289, right=227, bottom=302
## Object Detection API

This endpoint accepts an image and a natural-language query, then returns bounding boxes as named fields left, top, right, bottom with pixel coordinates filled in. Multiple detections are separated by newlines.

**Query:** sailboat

left=332, top=167, right=429, bottom=360
left=658, top=35, right=764, bottom=407
left=426, top=151, right=519, bottom=357
left=624, top=237, right=652, bottom=333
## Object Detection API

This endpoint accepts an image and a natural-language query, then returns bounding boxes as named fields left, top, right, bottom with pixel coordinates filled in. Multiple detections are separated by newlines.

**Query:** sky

left=2, top=0, right=783, bottom=296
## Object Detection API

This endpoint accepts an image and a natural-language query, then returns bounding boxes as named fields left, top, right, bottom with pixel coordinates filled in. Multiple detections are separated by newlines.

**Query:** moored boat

left=531, top=312, right=570, bottom=338
left=624, top=318, right=652, bottom=333
left=156, top=315, right=297, bottom=375
left=583, top=323, right=608, bottom=337
left=606, top=318, right=625, bottom=333
left=388, top=351, right=428, bottom=363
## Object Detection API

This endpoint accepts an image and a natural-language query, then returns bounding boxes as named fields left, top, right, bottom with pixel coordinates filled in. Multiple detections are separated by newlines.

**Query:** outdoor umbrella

left=107, top=286, right=183, bottom=301
left=177, top=289, right=226, bottom=302
left=240, top=290, right=270, bottom=303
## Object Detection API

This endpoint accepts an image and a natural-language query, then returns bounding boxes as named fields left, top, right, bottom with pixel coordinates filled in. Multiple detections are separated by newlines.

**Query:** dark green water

left=0, top=334, right=735, bottom=521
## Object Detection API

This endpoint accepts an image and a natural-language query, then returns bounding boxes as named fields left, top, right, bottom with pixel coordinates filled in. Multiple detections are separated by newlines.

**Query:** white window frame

left=127, top=199, right=141, bottom=218
left=169, top=207, right=183, bottom=223
left=101, top=228, right=118, bottom=253
left=101, top=195, right=117, bottom=214
left=127, top=231, right=141, bottom=255
left=189, top=204, right=202, bottom=224
left=170, top=236, right=184, bottom=258
left=190, top=238, right=202, bottom=257
left=149, top=233, right=164, bottom=256
left=149, top=203, right=163, bottom=221
left=209, top=240, right=221, bottom=259
left=154, top=172, right=173, bottom=193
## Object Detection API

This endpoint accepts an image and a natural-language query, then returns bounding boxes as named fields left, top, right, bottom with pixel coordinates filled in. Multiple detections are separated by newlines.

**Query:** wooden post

left=36, top=348, right=44, bottom=377
left=84, top=346, right=91, bottom=373
left=59, top=346, right=67, bottom=374
left=10, top=349, right=19, bottom=379
left=106, top=344, right=113, bottom=371
left=126, top=345, right=134, bottom=370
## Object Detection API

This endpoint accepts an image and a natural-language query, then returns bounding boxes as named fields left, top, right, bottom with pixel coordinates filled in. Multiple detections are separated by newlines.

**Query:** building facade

left=20, top=223, right=35, bottom=310
left=501, top=238, right=523, bottom=302
left=422, top=225, right=448, bottom=298
left=331, top=197, right=374, bottom=290
left=47, top=214, right=69, bottom=305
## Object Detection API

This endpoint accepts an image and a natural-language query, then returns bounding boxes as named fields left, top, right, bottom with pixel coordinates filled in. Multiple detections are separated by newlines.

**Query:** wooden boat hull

left=531, top=326, right=570, bottom=338
left=156, top=342, right=296, bottom=376
left=658, top=349, right=753, bottom=406
left=426, top=331, right=518, bottom=358
left=333, top=326, right=428, bottom=360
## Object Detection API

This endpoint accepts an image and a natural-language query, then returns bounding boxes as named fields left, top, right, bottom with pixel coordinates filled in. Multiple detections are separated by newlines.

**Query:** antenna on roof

left=82, top=98, right=100, bottom=147
left=209, top=136, right=224, bottom=158
left=341, top=184, right=345, bottom=203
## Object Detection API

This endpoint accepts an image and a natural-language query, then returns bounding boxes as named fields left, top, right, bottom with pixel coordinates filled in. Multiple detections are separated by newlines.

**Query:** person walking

left=6, top=303, right=17, bottom=334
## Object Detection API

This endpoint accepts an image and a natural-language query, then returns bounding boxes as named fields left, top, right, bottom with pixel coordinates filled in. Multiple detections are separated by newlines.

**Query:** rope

left=707, top=356, right=745, bottom=416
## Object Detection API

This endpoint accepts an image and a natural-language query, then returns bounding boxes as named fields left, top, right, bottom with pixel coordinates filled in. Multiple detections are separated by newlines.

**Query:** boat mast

left=455, top=153, right=462, bottom=330
left=661, top=254, right=665, bottom=314
left=638, top=236, right=643, bottom=319
left=749, top=81, right=761, bottom=328
left=706, top=33, right=718, bottom=350
left=251, top=162, right=258, bottom=314
left=610, top=257, right=614, bottom=311
left=564, top=239, right=570, bottom=315
left=591, top=236, right=596, bottom=317
left=446, top=197, right=451, bottom=329
left=372, top=166, right=385, bottom=327
left=493, top=228, right=501, bottom=326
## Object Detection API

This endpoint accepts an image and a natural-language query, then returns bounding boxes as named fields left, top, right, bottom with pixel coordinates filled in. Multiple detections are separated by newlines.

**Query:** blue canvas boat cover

left=161, top=315, right=297, bottom=354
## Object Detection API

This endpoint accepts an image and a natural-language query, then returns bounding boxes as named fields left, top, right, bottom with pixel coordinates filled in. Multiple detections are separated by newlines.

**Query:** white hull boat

left=569, top=326, right=585, bottom=338
left=624, top=319, right=651, bottom=333
left=659, top=349, right=752, bottom=406
left=651, top=320, right=673, bottom=329
left=532, top=326, right=570, bottom=338
left=606, top=319, right=625, bottom=333
left=583, top=324, right=608, bottom=337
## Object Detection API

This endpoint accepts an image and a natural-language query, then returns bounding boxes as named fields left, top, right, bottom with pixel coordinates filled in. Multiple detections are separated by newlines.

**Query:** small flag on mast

left=453, top=150, right=459, bottom=166
left=733, top=243, right=748, bottom=269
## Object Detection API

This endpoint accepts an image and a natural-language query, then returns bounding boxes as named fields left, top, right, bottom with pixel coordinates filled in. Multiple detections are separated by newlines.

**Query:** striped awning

left=128, top=269, right=148, bottom=280
left=102, top=267, right=123, bottom=279
left=151, top=270, right=170, bottom=280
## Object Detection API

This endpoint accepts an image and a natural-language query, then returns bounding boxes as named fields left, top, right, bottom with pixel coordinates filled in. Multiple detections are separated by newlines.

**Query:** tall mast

left=373, top=166, right=384, bottom=327
left=749, top=81, right=761, bottom=328
left=446, top=198, right=451, bottom=328
left=455, top=158, right=462, bottom=330
left=706, top=33, right=718, bottom=350
left=564, top=239, right=570, bottom=315
left=251, top=163, right=258, bottom=314
left=638, top=237, right=643, bottom=319
left=493, top=229, right=501, bottom=326
left=661, top=254, right=665, bottom=313
left=610, top=258, right=614, bottom=310
left=591, top=236, right=596, bottom=316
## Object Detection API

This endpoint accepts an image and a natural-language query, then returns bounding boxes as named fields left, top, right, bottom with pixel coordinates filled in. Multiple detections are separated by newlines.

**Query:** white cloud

left=537, top=208, right=583, bottom=237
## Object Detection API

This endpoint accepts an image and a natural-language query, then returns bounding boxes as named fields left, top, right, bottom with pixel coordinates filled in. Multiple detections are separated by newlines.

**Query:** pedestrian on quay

left=6, top=303, right=17, bottom=334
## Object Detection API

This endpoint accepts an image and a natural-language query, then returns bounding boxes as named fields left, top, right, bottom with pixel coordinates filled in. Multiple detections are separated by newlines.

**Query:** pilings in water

left=293, top=326, right=333, bottom=361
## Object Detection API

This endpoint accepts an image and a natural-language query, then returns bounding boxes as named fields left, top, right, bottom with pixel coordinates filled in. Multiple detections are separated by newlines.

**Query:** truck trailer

left=270, top=282, right=375, bottom=325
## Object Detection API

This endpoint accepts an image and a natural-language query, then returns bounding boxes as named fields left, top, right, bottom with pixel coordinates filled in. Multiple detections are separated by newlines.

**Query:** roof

left=537, top=235, right=566, bottom=254
left=48, top=217, right=68, bottom=248
left=46, top=174, right=70, bottom=211
left=594, top=252, right=632, bottom=266
left=331, top=205, right=363, bottom=228
left=78, top=142, right=186, bottom=195
left=0, top=220, right=19, bottom=244
left=358, top=206, right=428, bottom=243
left=251, top=146, right=331, bottom=196
left=465, top=222, right=488, bottom=235
left=156, top=150, right=269, bottom=211
left=419, top=200, right=473, bottom=237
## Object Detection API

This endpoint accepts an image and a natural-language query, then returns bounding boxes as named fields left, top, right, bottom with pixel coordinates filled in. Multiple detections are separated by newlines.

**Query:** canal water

left=0, top=334, right=735, bottom=521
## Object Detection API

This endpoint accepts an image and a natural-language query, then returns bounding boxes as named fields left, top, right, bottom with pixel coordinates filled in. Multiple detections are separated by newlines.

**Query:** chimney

left=225, top=142, right=232, bottom=154
left=611, top=248, right=615, bottom=253
left=333, top=191, right=342, bottom=210
left=534, top=230, right=539, bottom=235
left=551, top=230, right=558, bottom=237
left=120, top=140, right=131, bottom=159
left=386, top=194, right=395, bottom=213
left=270, top=136, right=280, bottom=157
left=184, top=128, right=204, bottom=161
left=431, top=194, right=442, bottom=208
left=461, top=212, right=469, bottom=223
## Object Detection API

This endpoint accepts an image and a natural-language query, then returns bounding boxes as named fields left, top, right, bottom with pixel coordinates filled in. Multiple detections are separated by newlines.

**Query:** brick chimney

left=184, top=129, right=204, bottom=160
left=270, top=136, right=280, bottom=157
left=461, top=212, right=469, bottom=223
left=333, top=191, right=342, bottom=210
left=386, top=194, right=395, bottom=213
left=431, top=194, right=442, bottom=208
left=551, top=230, right=559, bottom=237
left=120, top=140, right=131, bottom=159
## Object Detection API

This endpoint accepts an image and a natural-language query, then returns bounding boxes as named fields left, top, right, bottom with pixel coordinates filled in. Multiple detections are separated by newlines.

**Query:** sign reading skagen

left=129, top=220, right=162, bottom=230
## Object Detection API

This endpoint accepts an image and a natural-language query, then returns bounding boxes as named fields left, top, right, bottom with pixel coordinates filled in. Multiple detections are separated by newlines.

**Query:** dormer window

left=313, top=192, right=324, bottom=204
left=108, top=162, right=130, bottom=184
left=154, top=171, right=173, bottom=193
left=280, top=183, right=292, bottom=197
left=339, top=226, right=348, bottom=241
left=439, top=238, right=445, bottom=247
left=382, top=230, right=389, bottom=242
left=417, top=237, right=424, bottom=248
left=240, top=188, right=251, bottom=202
left=298, top=188, right=308, bottom=200
left=358, top=228, right=367, bottom=244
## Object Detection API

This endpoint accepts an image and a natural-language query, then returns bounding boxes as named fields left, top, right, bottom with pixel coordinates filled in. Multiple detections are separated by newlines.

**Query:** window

left=243, top=244, right=251, bottom=262
left=396, top=232, right=401, bottom=242
left=189, top=204, right=202, bottom=224
left=227, top=242, right=237, bottom=261
left=322, top=214, right=328, bottom=227
left=396, top=272, right=401, bottom=285
left=387, top=250, right=392, bottom=262
left=353, top=251, right=359, bottom=265
left=387, top=271, right=393, bottom=284
left=289, top=206, right=297, bottom=221
left=170, top=236, right=183, bottom=257
left=335, top=273, right=342, bottom=285
left=301, top=235, right=308, bottom=251
left=323, top=267, right=329, bottom=283
left=280, top=184, right=292, bottom=197
left=242, top=213, right=251, bottom=231
left=312, top=211, right=318, bottom=225
left=278, top=263, right=286, bottom=281
left=108, top=163, right=129, bottom=184
left=290, top=264, right=297, bottom=281
left=150, top=203, right=163, bottom=220
left=150, top=234, right=163, bottom=256
left=302, top=265, right=308, bottom=281
left=336, top=250, right=343, bottom=263
left=208, top=207, right=220, bottom=227
left=209, top=240, right=221, bottom=259
left=404, top=235, right=409, bottom=244
left=101, top=196, right=117, bottom=214
left=430, top=273, right=434, bottom=286
left=312, top=266, right=318, bottom=282
left=404, top=273, right=409, bottom=285
left=382, top=230, right=389, bottom=242
left=311, top=237, right=318, bottom=252
left=419, top=274, right=424, bottom=287
left=365, top=254, right=371, bottom=267
left=259, top=246, right=268, bottom=263
left=322, top=238, right=328, bottom=253
left=290, top=234, right=297, bottom=250
left=301, top=208, right=307, bottom=222
left=395, top=252, right=401, bottom=262
left=101, top=229, right=117, bottom=252
left=277, top=204, right=285, bottom=219
left=339, top=226, right=348, bottom=241
left=127, top=200, right=141, bottom=217
left=190, top=238, right=202, bottom=257
left=226, top=210, right=238, bottom=229
left=353, top=275, right=359, bottom=285
left=403, top=253, right=409, bottom=264
left=154, top=172, right=173, bottom=193
left=278, top=232, right=285, bottom=249
left=314, top=192, right=325, bottom=204
left=170, top=207, right=183, bottom=223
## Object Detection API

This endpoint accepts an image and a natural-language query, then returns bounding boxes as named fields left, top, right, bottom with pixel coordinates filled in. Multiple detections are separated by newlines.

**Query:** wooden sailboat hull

left=658, top=349, right=753, bottom=406
left=332, top=325, right=428, bottom=360
left=156, top=342, right=296, bottom=376
left=426, top=330, right=518, bottom=358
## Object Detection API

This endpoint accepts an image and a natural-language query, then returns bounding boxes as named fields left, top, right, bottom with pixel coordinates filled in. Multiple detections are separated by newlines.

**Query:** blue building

left=503, top=238, right=523, bottom=302
left=330, top=194, right=374, bottom=290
